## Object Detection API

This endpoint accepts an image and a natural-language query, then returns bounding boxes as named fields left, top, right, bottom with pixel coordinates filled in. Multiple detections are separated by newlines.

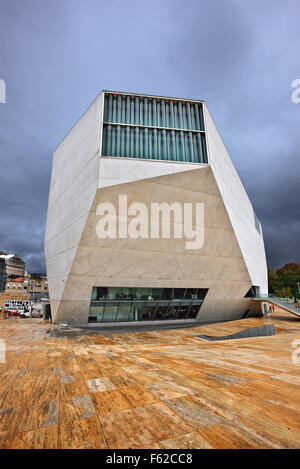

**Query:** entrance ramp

left=254, top=295, right=300, bottom=318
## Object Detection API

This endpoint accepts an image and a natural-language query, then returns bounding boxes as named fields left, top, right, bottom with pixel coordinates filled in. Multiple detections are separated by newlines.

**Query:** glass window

left=140, top=305, right=157, bottom=321
left=106, top=287, right=119, bottom=300
left=91, top=287, right=107, bottom=301
left=146, top=289, right=155, bottom=301
left=114, top=288, right=125, bottom=300
left=197, top=289, right=208, bottom=300
left=121, top=288, right=130, bottom=300
left=102, top=304, right=118, bottom=322
left=102, top=125, right=208, bottom=164
left=176, top=305, right=189, bottom=319
left=254, top=211, right=261, bottom=235
left=89, top=305, right=104, bottom=322
left=127, top=305, right=136, bottom=322
left=116, top=303, right=132, bottom=322
left=174, top=288, right=186, bottom=300
left=97, top=287, right=108, bottom=300
left=166, top=305, right=179, bottom=320
left=184, top=288, right=198, bottom=300
left=162, top=288, right=173, bottom=300
left=150, top=288, right=163, bottom=300
left=103, top=94, right=205, bottom=131
left=154, top=305, right=170, bottom=320
left=187, top=305, right=200, bottom=319
left=102, top=94, right=208, bottom=164
left=112, top=287, right=134, bottom=300
left=134, top=288, right=149, bottom=301
left=131, top=304, right=141, bottom=321
left=89, top=286, right=208, bottom=322
left=244, top=286, right=261, bottom=298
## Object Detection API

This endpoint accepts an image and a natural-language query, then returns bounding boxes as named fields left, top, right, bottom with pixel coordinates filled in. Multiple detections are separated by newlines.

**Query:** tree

left=273, top=263, right=300, bottom=302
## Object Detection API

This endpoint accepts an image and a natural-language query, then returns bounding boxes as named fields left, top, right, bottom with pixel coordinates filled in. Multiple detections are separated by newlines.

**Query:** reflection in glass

left=88, top=286, right=208, bottom=323
left=162, top=289, right=172, bottom=300
left=116, top=303, right=132, bottom=322
left=89, top=305, right=104, bottom=322
left=135, top=288, right=149, bottom=300
left=140, top=305, right=156, bottom=321
left=150, top=288, right=163, bottom=300
left=103, top=304, right=118, bottom=322
left=176, top=305, right=189, bottom=319
left=121, top=288, right=135, bottom=300
left=174, top=288, right=185, bottom=300
left=166, top=305, right=179, bottom=320
left=97, top=287, right=108, bottom=300
left=187, top=305, right=200, bottom=319
left=155, top=305, right=170, bottom=320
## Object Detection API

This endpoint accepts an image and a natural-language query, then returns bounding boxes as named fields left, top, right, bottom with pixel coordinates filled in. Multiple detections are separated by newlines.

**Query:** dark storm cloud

left=0, top=0, right=299, bottom=271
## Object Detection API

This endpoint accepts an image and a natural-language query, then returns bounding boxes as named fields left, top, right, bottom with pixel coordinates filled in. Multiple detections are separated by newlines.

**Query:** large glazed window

left=253, top=210, right=262, bottom=235
left=89, top=286, right=208, bottom=323
left=102, top=93, right=208, bottom=164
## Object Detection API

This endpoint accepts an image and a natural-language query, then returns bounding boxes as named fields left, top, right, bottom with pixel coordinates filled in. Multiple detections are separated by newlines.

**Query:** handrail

left=253, top=294, right=300, bottom=317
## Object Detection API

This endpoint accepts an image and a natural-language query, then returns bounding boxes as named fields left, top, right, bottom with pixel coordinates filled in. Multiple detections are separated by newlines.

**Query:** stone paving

left=0, top=308, right=300, bottom=449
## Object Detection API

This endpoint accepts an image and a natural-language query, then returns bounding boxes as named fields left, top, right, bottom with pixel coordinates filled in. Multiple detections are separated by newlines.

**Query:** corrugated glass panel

left=102, top=93, right=208, bottom=164
left=102, top=125, right=208, bottom=163
left=104, top=93, right=205, bottom=131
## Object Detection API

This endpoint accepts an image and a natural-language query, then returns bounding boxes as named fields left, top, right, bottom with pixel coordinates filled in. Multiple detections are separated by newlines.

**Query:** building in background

left=26, top=274, right=48, bottom=301
left=0, top=253, right=48, bottom=309
left=0, top=253, right=25, bottom=279
left=0, top=258, right=6, bottom=292
left=5, top=274, right=48, bottom=301
left=45, top=91, right=268, bottom=326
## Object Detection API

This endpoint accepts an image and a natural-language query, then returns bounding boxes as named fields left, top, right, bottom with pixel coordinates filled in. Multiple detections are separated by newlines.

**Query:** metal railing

left=253, top=294, right=300, bottom=316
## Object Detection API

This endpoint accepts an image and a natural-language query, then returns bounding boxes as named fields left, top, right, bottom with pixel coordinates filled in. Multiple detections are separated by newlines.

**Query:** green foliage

left=268, top=263, right=300, bottom=301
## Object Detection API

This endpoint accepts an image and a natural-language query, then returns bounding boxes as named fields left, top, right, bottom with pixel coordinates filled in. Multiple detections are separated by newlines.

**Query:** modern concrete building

left=45, top=91, right=268, bottom=326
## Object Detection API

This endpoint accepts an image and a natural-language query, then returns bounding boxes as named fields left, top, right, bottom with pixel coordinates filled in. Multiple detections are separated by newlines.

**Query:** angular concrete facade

left=45, top=91, right=267, bottom=326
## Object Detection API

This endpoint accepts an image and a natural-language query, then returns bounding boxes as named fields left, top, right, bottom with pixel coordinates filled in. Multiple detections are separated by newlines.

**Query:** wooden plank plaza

left=0, top=307, right=299, bottom=449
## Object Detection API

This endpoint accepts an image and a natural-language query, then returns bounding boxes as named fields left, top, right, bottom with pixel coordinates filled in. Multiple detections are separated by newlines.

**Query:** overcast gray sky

left=0, top=0, right=299, bottom=272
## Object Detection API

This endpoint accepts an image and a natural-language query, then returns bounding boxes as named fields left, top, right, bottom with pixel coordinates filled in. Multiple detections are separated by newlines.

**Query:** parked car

left=4, top=307, right=20, bottom=316
left=19, top=310, right=30, bottom=318
left=31, top=305, right=43, bottom=318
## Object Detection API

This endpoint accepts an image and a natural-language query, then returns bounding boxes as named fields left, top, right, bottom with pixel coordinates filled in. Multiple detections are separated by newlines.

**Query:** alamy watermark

left=0, top=78, right=6, bottom=103
left=291, top=79, right=300, bottom=103
left=0, top=340, right=6, bottom=363
left=291, top=339, right=300, bottom=364
left=96, top=195, right=205, bottom=250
